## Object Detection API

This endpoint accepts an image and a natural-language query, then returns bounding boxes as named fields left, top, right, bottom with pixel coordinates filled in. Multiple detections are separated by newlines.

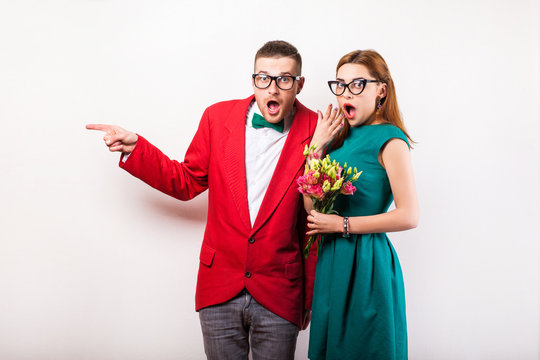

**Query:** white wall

left=1, top=0, right=538, bottom=359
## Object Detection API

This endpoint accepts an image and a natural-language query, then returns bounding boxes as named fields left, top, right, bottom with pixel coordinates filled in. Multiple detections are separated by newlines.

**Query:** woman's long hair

left=330, top=50, right=413, bottom=150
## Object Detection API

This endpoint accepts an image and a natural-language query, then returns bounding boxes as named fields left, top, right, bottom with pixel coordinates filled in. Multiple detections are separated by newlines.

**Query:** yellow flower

left=322, top=180, right=331, bottom=193
left=331, top=178, right=343, bottom=191
left=322, top=156, right=331, bottom=168
left=352, top=171, right=363, bottom=181
left=308, top=159, right=320, bottom=171
left=327, top=167, right=337, bottom=180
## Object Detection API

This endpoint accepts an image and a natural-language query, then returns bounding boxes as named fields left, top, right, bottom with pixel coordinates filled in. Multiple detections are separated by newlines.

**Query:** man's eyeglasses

left=252, top=74, right=301, bottom=90
left=328, top=78, right=380, bottom=96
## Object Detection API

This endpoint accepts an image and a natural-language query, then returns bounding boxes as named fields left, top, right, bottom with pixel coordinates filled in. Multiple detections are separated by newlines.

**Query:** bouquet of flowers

left=297, top=144, right=362, bottom=258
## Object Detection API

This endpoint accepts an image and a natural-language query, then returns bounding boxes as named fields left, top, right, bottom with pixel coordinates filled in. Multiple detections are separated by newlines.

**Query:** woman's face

left=335, top=63, right=386, bottom=127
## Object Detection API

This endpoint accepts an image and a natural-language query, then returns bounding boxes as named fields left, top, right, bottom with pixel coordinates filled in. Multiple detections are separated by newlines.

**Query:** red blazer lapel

left=221, top=96, right=253, bottom=232
left=251, top=100, right=313, bottom=234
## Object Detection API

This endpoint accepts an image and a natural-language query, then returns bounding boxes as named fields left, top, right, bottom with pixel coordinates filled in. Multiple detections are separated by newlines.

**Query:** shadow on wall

left=143, top=191, right=209, bottom=224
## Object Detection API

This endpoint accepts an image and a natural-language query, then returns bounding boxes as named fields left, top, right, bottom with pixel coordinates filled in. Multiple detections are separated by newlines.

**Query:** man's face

left=252, top=57, right=304, bottom=124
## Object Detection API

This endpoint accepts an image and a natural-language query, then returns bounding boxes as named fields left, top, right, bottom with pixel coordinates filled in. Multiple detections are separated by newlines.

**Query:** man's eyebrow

left=255, top=71, right=295, bottom=76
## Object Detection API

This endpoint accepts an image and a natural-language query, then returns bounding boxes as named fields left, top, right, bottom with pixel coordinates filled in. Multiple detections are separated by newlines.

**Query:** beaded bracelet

left=343, top=217, right=350, bottom=238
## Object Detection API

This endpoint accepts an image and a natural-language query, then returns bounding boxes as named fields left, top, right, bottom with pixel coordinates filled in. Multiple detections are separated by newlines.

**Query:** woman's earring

left=377, top=98, right=382, bottom=111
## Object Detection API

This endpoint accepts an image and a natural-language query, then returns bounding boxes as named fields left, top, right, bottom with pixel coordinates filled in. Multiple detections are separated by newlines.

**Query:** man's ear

left=296, top=76, right=305, bottom=95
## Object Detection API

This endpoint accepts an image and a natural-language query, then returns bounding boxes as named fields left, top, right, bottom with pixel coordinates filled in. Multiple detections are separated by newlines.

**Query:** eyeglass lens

left=329, top=80, right=366, bottom=96
left=254, top=74, right=295, bottom=90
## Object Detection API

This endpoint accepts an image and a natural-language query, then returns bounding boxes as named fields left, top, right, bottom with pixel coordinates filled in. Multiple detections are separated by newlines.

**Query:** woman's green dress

left=308, top=124, right=409, bottom=360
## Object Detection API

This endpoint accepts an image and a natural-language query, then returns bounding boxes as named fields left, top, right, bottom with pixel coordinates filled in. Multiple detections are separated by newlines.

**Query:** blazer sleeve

left=119, top=108, right=211, bottom=201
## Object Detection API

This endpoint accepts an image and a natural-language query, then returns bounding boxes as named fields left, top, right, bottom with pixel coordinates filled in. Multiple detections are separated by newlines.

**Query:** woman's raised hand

left=310, top=104, right=344, bottom=154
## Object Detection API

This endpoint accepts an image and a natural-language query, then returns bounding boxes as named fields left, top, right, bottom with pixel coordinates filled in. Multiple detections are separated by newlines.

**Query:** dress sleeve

left=373, top=125, right=410, bottom=158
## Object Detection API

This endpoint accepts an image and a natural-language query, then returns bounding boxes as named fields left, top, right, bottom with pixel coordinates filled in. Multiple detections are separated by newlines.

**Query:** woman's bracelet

left=343, top=217, right=350, bottom=238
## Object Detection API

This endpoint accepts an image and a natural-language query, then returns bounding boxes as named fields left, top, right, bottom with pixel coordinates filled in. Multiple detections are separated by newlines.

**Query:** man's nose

left=267, top=79, right=280, bottom=94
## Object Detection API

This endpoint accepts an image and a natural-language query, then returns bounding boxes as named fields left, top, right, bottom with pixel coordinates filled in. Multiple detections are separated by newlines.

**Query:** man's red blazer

left=119, top=95, right=317, bottom=327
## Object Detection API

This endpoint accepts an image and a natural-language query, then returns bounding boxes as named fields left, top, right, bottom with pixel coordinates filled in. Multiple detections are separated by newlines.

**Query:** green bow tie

left=252, top=112, right=284, bottom=133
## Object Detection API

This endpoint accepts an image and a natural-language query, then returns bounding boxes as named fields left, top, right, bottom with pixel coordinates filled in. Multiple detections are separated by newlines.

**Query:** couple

left=87, top=40, right=418, bottom=360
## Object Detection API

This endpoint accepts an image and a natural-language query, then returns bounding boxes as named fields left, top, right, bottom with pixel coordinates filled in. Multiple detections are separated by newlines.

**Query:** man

left=87, top=40, right=317, bottom=360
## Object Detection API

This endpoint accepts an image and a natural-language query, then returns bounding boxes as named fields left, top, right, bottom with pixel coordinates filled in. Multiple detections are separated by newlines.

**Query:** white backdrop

left=1, top=1, right=539, bottom=359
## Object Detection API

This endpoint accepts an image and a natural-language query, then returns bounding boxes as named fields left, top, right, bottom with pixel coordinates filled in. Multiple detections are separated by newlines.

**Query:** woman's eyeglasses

left=328, top=78, right=380, bottom=96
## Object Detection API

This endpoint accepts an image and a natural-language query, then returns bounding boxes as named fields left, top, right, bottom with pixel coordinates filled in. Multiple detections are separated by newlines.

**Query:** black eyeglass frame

left=327, top=78, right=380, bottom=96
left=252, top=73, right=302, bottom=90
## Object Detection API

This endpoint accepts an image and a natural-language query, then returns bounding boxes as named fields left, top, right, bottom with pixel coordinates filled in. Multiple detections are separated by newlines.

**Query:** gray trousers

left=199, top=290, right=299, bottom=360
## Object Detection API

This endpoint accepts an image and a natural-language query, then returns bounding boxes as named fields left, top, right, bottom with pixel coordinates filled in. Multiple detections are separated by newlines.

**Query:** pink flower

left=305, top=170, right=319, bottom=185
left=341, top=181, right=356, bottom=195
left=297, top=174, right=325, bottom=199
left=336, top=166, right=343, bottom=179
left=297, top=174, right=308, bottom=188
left=298, top=183, right=324, bottom=199
left=308, top=184, right=325, bottom=200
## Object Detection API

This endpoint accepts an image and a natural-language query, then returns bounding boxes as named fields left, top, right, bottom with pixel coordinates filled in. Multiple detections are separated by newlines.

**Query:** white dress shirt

left=245, top=101, right=295, bottom=226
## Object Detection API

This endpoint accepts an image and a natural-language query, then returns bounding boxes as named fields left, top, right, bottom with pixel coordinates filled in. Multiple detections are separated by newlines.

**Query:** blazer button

left=245, top=272, right=251, bottom=278
left=248, top=237, right=255, bottom=244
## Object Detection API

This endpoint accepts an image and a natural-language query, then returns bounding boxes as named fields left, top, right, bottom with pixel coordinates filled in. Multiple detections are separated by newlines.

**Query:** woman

left=305, top=50, right=419, bottom=360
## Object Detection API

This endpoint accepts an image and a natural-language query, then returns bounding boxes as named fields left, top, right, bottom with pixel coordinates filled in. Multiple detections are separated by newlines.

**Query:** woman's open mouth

left=343, top=103, right=356, bottom=119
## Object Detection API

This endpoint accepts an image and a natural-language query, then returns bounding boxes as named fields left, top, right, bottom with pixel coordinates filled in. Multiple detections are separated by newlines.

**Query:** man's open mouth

left=267, top=100, right=280, bottom=115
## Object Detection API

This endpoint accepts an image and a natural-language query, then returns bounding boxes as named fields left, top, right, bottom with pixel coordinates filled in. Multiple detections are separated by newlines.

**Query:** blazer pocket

left=285, top=261, right=302, bottom=280
left=199, top=244, right=216, bottom=267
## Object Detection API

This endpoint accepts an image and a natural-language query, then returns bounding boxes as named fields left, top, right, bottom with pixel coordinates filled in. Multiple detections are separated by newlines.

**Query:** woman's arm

left=303, top=195, right=314, bottom=214
left=306, top=139, right=419, bottom=235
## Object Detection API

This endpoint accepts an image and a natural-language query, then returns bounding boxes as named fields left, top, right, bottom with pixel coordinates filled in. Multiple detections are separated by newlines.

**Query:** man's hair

left=254, top=40, right=302, bottom=75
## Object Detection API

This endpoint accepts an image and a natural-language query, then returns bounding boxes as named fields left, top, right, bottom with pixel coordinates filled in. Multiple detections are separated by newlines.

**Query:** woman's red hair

left=331, top=50, right=413, bottom=150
